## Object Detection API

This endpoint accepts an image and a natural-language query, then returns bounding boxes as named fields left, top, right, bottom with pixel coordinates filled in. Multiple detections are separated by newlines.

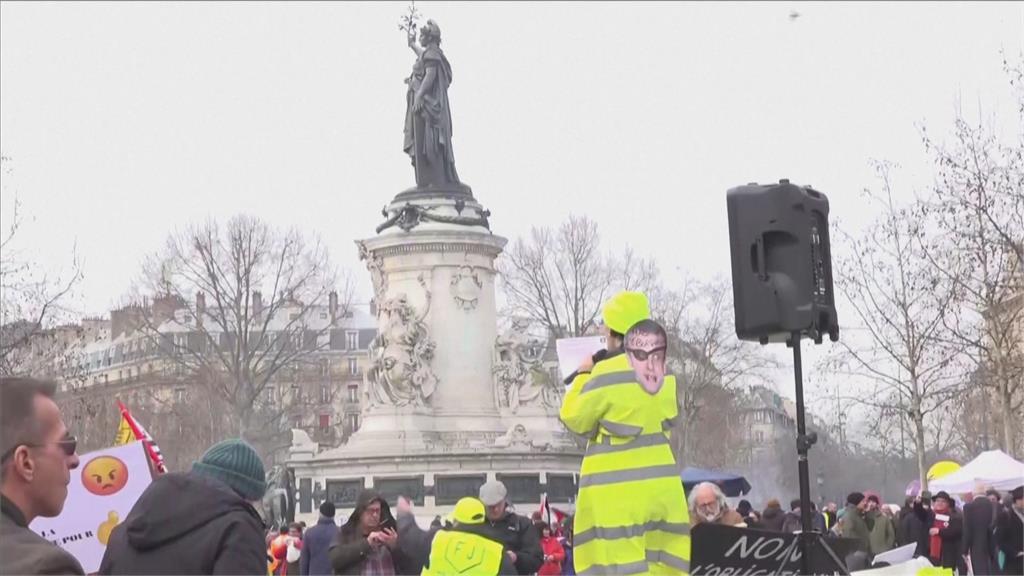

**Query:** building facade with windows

left=7, top=293, right=378, bottom=467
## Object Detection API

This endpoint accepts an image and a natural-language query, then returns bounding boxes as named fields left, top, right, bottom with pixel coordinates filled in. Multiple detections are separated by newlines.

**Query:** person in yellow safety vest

left=560, top=292, right=691, bottom=576
left=421, top=497, right=518, bottom=576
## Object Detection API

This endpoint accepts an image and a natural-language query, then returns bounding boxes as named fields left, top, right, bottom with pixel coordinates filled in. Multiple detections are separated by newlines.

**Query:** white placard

left=556, top=336, right=606, bottom=381
left=871, top=543, right=916, bottom=567
left=30, top=441, right=154, bottom=574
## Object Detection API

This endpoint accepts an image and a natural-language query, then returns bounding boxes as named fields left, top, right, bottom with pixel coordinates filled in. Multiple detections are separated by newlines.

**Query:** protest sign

left=30, top=441, right=153, bottom=573
left=872, top=543, right=916, bottom=567
left=555, top=336, right=605, bottom=381
left=691, top=522, right=859, bottom=576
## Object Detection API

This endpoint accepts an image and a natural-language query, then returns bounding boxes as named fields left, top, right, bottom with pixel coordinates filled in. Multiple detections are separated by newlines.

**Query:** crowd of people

left=680, top=479, right=1024, bottom=575
left=0, top=375, right=578, bottom=575
left=2, top=288, right=1023, bottom=576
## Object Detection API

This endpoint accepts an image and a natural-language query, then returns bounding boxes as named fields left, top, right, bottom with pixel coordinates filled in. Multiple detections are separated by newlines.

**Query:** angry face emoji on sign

left=82, top=456, right=128, bottom=496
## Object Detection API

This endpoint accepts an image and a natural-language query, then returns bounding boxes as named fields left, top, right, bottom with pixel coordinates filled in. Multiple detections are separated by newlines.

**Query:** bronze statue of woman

left=403, top=20, right=463, bottom=191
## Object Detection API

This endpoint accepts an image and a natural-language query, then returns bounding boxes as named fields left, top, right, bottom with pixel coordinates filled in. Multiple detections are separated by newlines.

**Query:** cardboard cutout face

left=625, top=322, right=668, bottom=392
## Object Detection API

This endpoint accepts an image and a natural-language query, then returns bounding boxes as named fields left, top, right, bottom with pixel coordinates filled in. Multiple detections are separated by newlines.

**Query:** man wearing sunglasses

left=1, top=377, right=84, bottom=575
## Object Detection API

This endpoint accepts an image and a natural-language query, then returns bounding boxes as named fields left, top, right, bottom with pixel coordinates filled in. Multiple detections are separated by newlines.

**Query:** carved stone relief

left=366, top=274, right=439, bottom=407
left=357, top=241, right=387, bottom=306
left=450, top=266, right=482, bottom=310
left=493, top=319, right=562, bottom=413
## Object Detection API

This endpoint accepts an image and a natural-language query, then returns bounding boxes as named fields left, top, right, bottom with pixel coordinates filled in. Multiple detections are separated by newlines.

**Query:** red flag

left=117, top=400, right=167, bottom=474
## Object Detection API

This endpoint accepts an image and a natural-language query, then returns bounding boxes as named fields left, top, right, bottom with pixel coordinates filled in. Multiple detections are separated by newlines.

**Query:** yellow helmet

left=601, top=291, right=651, bottom=334
left=452, top=497, right=486, bottom=525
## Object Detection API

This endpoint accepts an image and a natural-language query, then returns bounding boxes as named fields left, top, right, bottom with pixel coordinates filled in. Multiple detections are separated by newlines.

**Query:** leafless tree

left=0, top=156, right=82, bottom=375
left=661, top=278, right=778, bottom=465
left=917, top=78, right=1024, bottom=456
left=498, top=215, right=658, bottom=337
left=826, top=162, right=968, bottom=489
left=133, top=215, right=351, bottom=449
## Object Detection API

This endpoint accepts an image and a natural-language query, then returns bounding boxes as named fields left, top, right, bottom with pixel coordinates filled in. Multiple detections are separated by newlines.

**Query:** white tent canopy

left=929, top=449, right=1024, bottom=494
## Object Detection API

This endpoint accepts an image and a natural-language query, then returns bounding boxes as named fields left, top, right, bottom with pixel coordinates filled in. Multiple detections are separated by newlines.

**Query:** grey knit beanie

left=192, top=439, right=267, bottom=501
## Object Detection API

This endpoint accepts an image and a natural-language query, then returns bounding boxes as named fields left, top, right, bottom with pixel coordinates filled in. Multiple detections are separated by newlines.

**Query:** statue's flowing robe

left=403, top=44, right=460, bottom=188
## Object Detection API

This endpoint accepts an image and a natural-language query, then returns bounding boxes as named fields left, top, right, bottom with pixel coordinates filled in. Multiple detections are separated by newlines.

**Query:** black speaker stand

left=784, top=331, right=850, bottom=576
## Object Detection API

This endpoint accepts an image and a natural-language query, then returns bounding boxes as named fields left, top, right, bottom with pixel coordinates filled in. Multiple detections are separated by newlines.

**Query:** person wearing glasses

left=560, top=294, right=692, bottom=576
left=1, top=377, right=84, bottom=575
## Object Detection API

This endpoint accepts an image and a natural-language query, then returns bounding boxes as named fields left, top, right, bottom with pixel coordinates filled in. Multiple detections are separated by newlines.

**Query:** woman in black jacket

left=913, top=491, right=964, bottom=572
left=999, top=486, right=1024, bottom=576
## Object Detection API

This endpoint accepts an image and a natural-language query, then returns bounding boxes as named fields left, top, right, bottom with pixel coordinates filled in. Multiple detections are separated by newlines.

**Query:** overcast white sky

left=2, top=2, right=1022, bottom=414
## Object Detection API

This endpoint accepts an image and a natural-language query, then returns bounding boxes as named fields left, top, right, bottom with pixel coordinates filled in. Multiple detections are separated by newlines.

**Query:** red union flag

left=116, top=400, right=167, bottom=474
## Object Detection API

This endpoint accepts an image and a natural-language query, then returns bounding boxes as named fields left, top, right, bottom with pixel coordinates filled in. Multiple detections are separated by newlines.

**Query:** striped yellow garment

left=560, top=353, right=691, bottom=575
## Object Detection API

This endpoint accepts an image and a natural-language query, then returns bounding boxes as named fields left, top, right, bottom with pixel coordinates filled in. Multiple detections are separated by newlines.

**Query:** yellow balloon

left=927, top=460, right=960, bottom=480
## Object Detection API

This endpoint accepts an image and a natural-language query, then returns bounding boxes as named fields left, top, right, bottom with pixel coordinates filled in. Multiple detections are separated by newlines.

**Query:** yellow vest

left=560, top=353, right=691, bottom=575
left=421, top=529, right=504, bottom=576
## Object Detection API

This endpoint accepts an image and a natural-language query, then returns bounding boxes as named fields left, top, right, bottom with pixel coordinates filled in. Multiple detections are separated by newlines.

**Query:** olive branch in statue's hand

left=398, top=1, right=421, bottom=41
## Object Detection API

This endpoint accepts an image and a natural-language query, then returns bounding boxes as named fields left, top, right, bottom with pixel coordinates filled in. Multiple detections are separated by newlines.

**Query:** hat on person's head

left=319, top=501, right=336, bottom=518
left=453, top=497, right=486, bottom=525
left=601, top=291, right=650, bottom=334
left=191, top=438, right=266, bottom=501
left=847, top=492, right=865, bottom=507
left=479, top=480, right=508, bottom=507
left=933, top=491, right=953, bottom=505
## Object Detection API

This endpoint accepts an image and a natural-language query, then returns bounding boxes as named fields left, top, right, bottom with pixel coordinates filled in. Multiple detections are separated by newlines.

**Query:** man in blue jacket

left=300, top=501, right=338, bottom=576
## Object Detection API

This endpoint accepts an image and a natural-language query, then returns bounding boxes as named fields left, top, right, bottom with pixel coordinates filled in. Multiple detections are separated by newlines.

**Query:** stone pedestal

left=289, top=189, right=582, bottom=522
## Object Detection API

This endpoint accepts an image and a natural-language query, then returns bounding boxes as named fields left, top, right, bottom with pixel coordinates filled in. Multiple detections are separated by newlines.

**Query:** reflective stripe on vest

left=421, top=529, right=503, bottom=576
left=574, top=520, right=691, bottom=547
left=578, top=464, right=681, bottom=489
left=584, top=432, right=671, bottom=456
left=580, top=370, right=637, bottom=394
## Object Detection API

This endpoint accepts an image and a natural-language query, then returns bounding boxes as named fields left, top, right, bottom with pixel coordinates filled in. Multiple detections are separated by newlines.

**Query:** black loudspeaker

left=726, top=179, right=839, bottom=344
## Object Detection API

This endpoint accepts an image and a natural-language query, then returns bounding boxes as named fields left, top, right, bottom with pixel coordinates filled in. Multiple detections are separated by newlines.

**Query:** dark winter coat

left=1, top=494, right=85, bottom=576
left=841, top=504, right=872, bottom=554
left=480, top=510, right=544, bottom=575
left=560, top=537, right=575, bottom=576
left=913, top=501, right=963, bottom=572
left=395, top=510, right=441, bottom=574
left=328, top=491, right=416, bottom=575
left=899, top=507, right=926, bottom=549
left=98, top=472, right=267, bottom=575
left=867, top=511, right=896, bottom=555
left=761, top=505, right=786, bottom=532
left=998, top=508, right=1023, bottom=576
left=780, top=510, right=826, bottom=533
left=961, top=498, right=998, bottom=576
left=299, top=516, right=337, bottom=576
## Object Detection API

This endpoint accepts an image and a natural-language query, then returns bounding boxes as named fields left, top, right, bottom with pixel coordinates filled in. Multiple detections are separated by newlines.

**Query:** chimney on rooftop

left=196, top=292, right=205, bottom=328
left=329, top=291, right=339, bottom=323
left=252, top=291, right=263, bottom=321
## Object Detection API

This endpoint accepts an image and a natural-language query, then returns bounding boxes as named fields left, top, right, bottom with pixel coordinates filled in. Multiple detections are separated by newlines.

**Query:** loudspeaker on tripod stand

left=725, top=179, right=849, bottom=575
left=726, top=179, right=839, bottom=345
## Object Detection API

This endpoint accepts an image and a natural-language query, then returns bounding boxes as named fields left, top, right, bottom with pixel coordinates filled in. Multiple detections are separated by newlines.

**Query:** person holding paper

left=561, top=292, right=643, bottom=386
left=913, top=490, right=963, bottom=572
left=560, top=292, right=692, bottom=575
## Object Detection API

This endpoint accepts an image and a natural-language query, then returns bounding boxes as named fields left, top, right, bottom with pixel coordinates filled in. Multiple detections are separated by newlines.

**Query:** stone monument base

left=289, top=428, right=583, bottom=524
